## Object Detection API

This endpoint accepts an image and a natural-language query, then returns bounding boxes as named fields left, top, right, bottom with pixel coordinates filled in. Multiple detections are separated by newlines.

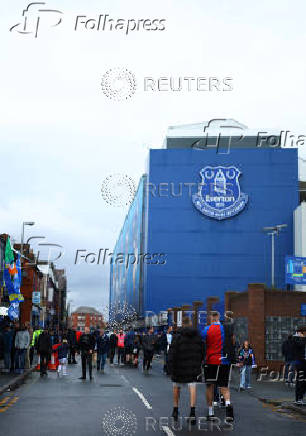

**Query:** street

left=0, top=357, right=305, bottom=436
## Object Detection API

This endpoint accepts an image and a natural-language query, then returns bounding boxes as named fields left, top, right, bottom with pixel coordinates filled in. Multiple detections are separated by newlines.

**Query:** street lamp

left=262, top=224, right=287, bottom=288
left=21, top=221, right=35, bottom=256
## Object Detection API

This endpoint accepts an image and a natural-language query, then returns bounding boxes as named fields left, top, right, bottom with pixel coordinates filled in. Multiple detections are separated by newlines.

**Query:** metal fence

left=265, top=316, right=306, bottom=360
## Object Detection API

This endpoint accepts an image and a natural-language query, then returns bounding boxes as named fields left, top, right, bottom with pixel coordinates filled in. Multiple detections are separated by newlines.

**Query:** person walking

left=142, top=327, right=155, bottom=374
left=10, top=323, right=17, bottom=372
left=109, top=331, right=118, bottom=366
left=282, top=334, right=296, bottom=385
left=57, top=338, right=69, bottom=377
left=168, top=317, right=203, bottom=425
left=238, top=341, right=256, bottom=390
left=117, top=330, right=125, bottom=366
left=37, top=329, right=52, bottom=377
left=202, top=311, right=235, bottom=422
left=292, top=325, right=306, bottom=405
left=14, top=324, right=30, bottom=374
left=30, top=327, right=42, bottom=366
left=96, top=329, right=110, bottom=373
left=161, top=326, right=173, bottom=375
left=25, top=325, right=33, bottom=369
left=3, top=325, right=14, bottom=373
left=67, top=328, right=78, bottom=364
left=78, top=327, right=96, bottom=380
left=124, top=327, right=135, bottom=365
left=132, top=334, right=141, bottom=368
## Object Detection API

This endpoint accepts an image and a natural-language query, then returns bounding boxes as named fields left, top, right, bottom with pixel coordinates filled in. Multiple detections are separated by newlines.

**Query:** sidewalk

left=231, top=367, right=306, bottom=416
left=0, top=367, right=36, bottom=395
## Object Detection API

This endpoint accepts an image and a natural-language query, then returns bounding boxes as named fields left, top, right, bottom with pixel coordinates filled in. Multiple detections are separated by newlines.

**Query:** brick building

left=71, top=306, right=104, bottom=332
left=225, top=283, right=306, bottom=369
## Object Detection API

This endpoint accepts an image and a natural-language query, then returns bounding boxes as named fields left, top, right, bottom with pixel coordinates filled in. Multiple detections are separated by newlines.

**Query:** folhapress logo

left=10, top=3, right=166, bottom=38
left=10, top=2, right=63, bottom=38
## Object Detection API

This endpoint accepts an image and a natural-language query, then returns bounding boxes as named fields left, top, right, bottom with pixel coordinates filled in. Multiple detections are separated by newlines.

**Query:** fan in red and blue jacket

left=201, top=321, right=235, bottom=365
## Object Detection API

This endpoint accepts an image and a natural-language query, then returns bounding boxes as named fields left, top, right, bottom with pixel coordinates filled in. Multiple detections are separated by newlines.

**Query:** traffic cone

left=35, top=355, right=40, bottom=371
left=48, top=351, right=58, bottom=371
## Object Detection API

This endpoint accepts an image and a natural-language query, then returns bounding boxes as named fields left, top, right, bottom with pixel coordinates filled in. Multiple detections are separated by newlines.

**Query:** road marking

left=0, top=397, right=10, bottom=406
left=120, top=374, right=129, bottom=384
left=8, top=396, right=19, bottom=405
left=132, top=387, right=152, bottom=410
left=161, top=425, right=175, bottom=436
left=0, top=395, right=19, bottom=412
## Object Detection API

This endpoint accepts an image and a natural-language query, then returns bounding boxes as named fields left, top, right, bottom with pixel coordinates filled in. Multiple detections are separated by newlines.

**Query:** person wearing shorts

left=202, top=311, right=235, bottom=422
left=168, top=317, right=203, bottom=425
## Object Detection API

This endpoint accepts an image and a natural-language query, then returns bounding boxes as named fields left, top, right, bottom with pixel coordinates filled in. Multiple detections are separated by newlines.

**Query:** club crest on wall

left=192, top=166, right=248, bottom=220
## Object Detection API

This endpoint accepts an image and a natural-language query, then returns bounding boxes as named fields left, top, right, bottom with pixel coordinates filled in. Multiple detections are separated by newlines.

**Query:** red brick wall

left=264, top=290, right=306, bottom=316
left=248, top=284, right=265, bottom=366
left=225, top=284, right=306, bottom=369
left=20, top=262, right=41, bottom=326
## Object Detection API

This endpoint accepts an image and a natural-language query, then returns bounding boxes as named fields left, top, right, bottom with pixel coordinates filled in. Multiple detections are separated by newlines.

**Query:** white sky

left=1, top=0, right=306, bottom=312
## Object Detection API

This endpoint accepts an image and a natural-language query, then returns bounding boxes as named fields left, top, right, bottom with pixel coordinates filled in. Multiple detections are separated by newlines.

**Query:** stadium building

left=110, top=119, right=305, bottom=324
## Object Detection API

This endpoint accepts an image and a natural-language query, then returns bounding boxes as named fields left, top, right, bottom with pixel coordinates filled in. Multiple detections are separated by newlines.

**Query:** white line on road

left=132, top=387, right=153, bottom=410
left=161, top=426, right=175, bottom=436
left=120, top=374, right=129, bottom=384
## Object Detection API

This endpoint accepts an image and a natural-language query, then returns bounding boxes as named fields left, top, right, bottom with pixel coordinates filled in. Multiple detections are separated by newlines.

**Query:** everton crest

left=192, top=166, right=248, bottom=220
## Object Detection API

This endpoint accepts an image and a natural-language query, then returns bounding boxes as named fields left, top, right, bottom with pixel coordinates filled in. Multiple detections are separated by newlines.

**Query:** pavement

left=0, top=356, right=305, bottom=436
left=0, top=367, right=36, bottom=395
left=230, top=366, right=306, bottom=417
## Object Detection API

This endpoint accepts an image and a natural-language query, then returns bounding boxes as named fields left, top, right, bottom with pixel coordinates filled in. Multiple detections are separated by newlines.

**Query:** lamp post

left=21, top=221, right=35, bottom=256
left=262, top=224, right=287, bottom=288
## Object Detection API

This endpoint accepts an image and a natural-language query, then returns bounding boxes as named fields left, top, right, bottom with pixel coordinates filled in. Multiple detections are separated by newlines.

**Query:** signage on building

left=286, top=256, right=306, bottom=285
left=192, top=166, right=248, bottom=220
left=301, top=304, right=306, bottom=316
left=177, top=310, right=182, bottom=327
left=48, top=287, right=53, bottom=302
left=32, top=292, right=40, bottom=304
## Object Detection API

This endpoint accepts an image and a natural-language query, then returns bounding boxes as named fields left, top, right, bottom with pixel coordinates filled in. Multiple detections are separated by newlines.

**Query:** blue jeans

left=240, top=365, right=252, bottom=388
left=15, top=349, right=26, bottom=373
left=97, top=352, right=107, bottom=370
left=4, top=352, right=11, bottom=371
left=284, top=361, right=295, bottom=383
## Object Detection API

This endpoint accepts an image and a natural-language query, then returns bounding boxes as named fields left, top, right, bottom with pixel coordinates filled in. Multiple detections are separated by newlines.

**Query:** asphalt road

left=0, top=356, right=305, bottom=436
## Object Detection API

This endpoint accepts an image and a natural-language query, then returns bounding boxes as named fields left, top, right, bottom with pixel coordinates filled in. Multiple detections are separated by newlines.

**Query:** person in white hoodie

left=15, top=324, right=30, bottom=374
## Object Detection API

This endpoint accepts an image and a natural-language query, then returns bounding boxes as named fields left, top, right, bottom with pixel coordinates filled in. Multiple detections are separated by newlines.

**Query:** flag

left=4, top=239, right=24, bottom=318
left=5, top=237, right=14, bottom=266
left=8, top=302, right=19, bottom=320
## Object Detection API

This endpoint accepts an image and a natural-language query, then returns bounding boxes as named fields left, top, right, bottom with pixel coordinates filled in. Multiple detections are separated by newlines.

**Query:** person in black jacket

left=96, top=329, right=110, bottom=373
left=168, top=317, right=204, bottom=425
left=67, top=329, right=77, bottom=364
left=282, top=335, right=296, bottom=384
left=109, top=331, right=118, bottom=366
left=142, top=327, right=156, bottom=373
left=292, top=326, right=306, bottom=405
left=78, top=327, right=96, bottom=380
left=37, top=329, right=52, bottom=377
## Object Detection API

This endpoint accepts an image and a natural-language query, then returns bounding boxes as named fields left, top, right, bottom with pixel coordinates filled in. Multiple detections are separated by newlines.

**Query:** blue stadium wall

left=142, top=148, right=299, bottom=316
left=109, top=176, right=146, bottom=317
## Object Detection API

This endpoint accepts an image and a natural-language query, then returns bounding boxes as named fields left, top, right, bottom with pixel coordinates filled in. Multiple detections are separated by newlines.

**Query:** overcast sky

left=1, top=0, right=305, bottom=314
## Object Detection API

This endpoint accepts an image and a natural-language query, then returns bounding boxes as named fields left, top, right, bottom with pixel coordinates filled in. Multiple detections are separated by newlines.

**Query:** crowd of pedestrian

left=0, top=316, right=305, bottom=420
left=282, top=327, right=306, bottom=405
